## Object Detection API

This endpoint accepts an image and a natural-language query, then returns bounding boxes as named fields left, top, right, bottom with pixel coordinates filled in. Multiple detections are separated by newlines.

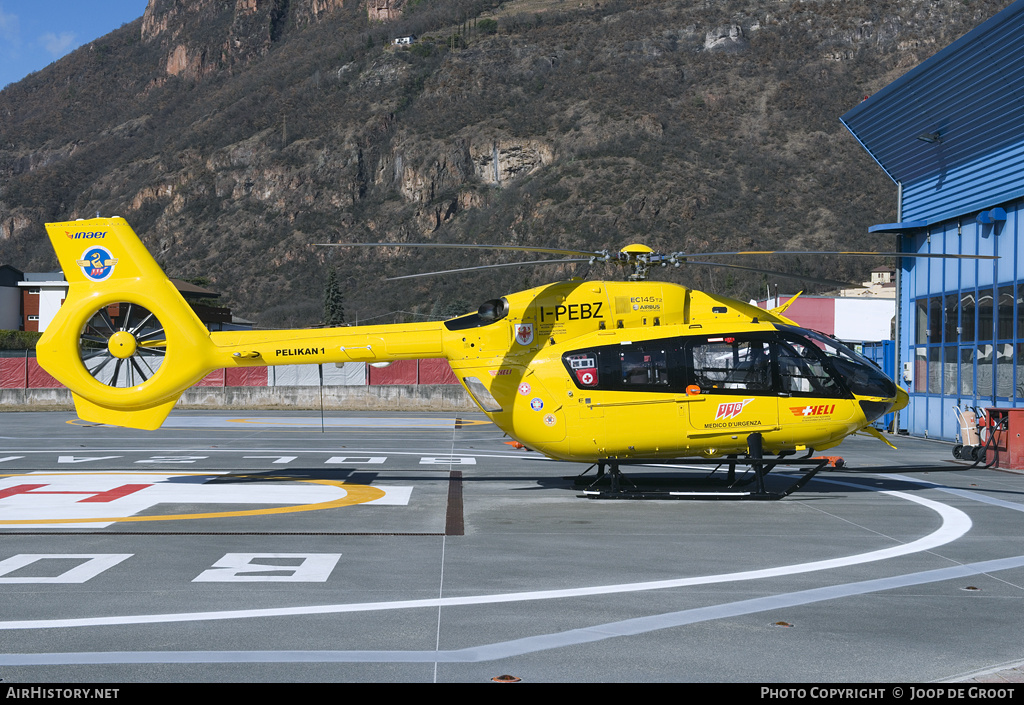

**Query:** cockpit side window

left=776, top=338, right=844, bottom=397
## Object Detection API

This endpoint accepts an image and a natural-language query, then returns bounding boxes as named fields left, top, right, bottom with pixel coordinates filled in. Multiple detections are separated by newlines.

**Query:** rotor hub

left=107, top=331, right=138, bottom=359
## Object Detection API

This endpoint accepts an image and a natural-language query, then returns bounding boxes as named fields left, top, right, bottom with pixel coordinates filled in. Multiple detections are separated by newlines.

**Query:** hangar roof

left=841, top=0, right=1024, bottom=224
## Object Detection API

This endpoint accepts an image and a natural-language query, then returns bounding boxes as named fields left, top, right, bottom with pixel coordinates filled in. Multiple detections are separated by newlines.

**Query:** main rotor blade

left=316, top=242, right=606, bottom=258
left=386, top=258, right=590, bottom=281
left=683, top=260, right=858, bottom=288
left=688, top=250, right=998, bottom=260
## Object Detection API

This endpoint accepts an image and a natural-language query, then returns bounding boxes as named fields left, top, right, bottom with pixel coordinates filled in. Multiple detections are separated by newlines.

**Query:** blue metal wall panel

left=920, top=397, right=931, bottom=439
left=901, top=140, right=1024, bottom=222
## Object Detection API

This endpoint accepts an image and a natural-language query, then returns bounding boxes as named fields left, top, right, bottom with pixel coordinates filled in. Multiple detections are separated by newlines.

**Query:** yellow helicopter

left=35, top=217, right=986, bottom=498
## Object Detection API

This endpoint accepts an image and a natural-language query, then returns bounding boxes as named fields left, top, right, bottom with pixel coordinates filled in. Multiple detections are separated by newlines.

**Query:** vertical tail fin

left=38, top=217, right=219, bottom=429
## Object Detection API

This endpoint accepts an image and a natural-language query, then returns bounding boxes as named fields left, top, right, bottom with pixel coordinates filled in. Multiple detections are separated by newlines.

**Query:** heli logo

left=790, top=404, right=836, bottom=417
left=66, top=231, right=107, bottom=239
left=715, top=398, right=754, bottom=420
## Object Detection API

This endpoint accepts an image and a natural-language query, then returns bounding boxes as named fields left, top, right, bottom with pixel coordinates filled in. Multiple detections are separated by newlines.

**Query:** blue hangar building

left=841, top=0, right=1024, bottom=440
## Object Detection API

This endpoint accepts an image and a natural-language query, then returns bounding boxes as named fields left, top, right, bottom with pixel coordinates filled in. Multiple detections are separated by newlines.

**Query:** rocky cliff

left=0, top=0, right=1014, bottom=326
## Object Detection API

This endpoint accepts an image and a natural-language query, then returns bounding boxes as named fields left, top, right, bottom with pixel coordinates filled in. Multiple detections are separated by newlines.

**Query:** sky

left=0, top=1, right=148, bottom=90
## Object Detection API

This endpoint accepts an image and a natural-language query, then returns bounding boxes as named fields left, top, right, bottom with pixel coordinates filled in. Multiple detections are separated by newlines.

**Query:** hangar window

left=917, top=291, right=975, bottom=397
left=1018, top=284, right=1024, bottom=340
left=977, top=344, right=994, bottom=398
left=929, top=297, right=943, bottom=344
left=978, top=291, right=994, bottom=341
left=944, top=294, right=959, bottom=343
left=944, top=345, right=957, bottom=396
left=960, top=292, right=976, bottom=342
left=928, top=347, right=941, bottom=395
left=996, top=343, right=1014, bottom=398
left=960, top=348, right=975, bottom=397
left=998, top=286, right=1015, bottom=340
left=915, top=299, right=928, bottom=346
left=1018, top=342, right=1024, bottom=400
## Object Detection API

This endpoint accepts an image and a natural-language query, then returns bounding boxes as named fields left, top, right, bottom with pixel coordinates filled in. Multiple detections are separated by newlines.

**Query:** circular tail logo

left=76, top=247, right=118, bottom=281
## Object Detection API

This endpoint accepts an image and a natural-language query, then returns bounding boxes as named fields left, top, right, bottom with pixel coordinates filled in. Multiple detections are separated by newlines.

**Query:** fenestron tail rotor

left=79, top=302, right=166, bottom=389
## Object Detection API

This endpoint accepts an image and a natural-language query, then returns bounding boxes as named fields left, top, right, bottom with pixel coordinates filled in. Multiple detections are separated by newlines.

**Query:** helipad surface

left=1, top=410, right=1022, bottom=683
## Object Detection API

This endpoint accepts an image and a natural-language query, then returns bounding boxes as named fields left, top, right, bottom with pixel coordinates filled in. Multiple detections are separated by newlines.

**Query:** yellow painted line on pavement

left=0, top=473, right=385, bottom=525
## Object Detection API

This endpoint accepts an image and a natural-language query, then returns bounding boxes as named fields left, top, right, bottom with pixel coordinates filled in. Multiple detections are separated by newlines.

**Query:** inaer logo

left=715, top=398, right=754, bottom=420
left=66, top=231, right=107, bottom=239
left=76, top=247, right=118, bottom=282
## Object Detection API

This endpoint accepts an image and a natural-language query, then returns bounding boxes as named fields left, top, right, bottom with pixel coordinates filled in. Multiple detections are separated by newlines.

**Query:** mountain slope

left=0, top=0, right=1013, bottom=325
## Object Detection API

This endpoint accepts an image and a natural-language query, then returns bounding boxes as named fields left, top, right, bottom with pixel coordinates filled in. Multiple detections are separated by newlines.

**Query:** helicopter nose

left=893, top=386, right=909, bottom=412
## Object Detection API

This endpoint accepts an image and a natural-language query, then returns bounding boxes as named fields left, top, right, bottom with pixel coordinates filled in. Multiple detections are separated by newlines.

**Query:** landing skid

left=573, top=433, right=827, bottom=500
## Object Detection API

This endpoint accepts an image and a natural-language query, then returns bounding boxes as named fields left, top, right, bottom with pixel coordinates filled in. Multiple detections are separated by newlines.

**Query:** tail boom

left=37, top=217, right=445, bottom=430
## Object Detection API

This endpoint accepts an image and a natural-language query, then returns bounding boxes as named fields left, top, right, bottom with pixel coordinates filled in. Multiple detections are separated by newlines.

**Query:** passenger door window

left=690, top=338, right=774, bottom=394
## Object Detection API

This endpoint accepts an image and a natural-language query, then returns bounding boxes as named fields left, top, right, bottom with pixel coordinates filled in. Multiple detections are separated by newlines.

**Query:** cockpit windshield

left=778, top=326, right=896, bottom=399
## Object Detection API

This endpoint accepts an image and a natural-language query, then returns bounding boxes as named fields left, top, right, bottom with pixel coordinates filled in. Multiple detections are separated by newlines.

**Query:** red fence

left=0, top=353, right=459, bottom=389
left=368, top=359, right=459, bottom=385
left=0, top=356, right=61, bottom=388
left=194, top=367, right=270, bottom=387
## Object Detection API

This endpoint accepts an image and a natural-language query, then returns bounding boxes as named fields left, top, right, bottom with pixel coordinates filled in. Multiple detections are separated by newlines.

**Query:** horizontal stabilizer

left=72, top=393, right=179, bottom=431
